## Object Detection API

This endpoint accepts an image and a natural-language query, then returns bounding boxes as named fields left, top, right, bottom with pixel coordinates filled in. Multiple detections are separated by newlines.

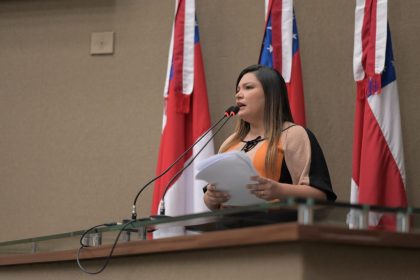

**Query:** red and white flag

left=151, top=0, right=214, bottom=217
left=260, top=0, right=306, bottom=126
left=350, top=0, right=407, bottom=229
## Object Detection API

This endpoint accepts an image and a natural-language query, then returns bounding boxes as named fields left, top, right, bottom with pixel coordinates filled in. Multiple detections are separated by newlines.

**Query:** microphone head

left=224, top=106, right=235, bottom=116
left=230, top=106, right=240, bottom=116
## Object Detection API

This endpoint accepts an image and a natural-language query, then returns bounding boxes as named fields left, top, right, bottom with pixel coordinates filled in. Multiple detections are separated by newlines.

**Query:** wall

left=1, top=0, right=419, bottom=242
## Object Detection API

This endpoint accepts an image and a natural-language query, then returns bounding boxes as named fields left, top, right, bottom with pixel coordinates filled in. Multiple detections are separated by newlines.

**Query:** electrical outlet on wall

left=90, top=32, right=114, bottom=55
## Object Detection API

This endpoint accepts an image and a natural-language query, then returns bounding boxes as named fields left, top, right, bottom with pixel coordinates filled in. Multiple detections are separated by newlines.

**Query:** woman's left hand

left=247, top=175, right=281, bottom=201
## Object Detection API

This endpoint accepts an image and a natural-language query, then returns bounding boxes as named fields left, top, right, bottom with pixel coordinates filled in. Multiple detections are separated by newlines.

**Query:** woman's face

left=235, top=72, right=265, bottom=124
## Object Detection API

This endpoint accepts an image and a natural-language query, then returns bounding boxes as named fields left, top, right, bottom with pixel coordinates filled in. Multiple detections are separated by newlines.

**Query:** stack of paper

left=196, top=151, right=264, bottom=206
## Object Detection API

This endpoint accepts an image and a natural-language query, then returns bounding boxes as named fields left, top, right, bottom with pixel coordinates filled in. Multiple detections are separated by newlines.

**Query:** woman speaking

left=204, top=64, right=337, bottom=210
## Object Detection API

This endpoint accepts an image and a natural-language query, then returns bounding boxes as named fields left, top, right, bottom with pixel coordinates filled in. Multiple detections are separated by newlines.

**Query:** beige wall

left=1, top=0, right=420, bottom=242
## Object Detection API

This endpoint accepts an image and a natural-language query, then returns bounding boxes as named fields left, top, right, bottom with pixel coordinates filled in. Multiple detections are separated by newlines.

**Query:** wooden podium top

left=1, top=223, right=420, bottom=266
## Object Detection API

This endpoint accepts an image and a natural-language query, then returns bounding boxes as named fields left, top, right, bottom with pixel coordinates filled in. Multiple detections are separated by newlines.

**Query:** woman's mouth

left=237, top=102, right=245, bottom=109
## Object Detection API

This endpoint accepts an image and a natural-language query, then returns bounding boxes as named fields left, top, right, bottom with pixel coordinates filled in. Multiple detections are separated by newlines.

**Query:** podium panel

left=1, top=200, right=420, bottom=279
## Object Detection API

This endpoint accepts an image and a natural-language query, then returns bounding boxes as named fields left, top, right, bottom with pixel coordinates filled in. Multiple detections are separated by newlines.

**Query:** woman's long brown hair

left=220, top=64, right=294, bottom=179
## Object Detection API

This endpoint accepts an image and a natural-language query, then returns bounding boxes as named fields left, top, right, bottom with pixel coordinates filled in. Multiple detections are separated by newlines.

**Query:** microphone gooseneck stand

left=76, top=106, right=238, bottom=274
left=159, top=106, right=239, bottom=216
left=131, top=106, right=238, bottom=220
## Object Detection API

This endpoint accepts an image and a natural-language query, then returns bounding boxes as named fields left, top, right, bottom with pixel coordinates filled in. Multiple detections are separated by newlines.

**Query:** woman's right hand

left=204, top=184, right=230, bottom=210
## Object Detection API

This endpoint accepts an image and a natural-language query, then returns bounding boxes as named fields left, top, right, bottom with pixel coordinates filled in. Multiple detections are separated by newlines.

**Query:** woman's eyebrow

left=240, top=82, right=255, bottom=87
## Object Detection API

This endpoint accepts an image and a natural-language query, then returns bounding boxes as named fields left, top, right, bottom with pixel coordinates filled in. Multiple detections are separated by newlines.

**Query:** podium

left=1, top=200, right=420, bottom=280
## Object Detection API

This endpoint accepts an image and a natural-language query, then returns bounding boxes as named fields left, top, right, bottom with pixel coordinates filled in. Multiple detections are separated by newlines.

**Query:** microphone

left=158, top=106, right=239, bottom=216
left=130, top=106, right=239, bottom=220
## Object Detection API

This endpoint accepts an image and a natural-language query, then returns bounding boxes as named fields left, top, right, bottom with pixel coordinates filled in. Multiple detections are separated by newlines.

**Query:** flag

left=260, top=0, right=306, bottom=126
left=350, top=0, right=407, bottom=230
left=151, top=0, right=214, bottom=217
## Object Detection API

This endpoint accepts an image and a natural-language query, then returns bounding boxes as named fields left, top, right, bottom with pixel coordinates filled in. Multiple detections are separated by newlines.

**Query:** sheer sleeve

left=282, top=126, right=337, bottom=202
left=218, top=133, right=237, bottom=153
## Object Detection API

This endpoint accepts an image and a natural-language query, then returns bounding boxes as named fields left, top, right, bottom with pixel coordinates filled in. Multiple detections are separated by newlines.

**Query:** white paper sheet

left=196, top=151, right=264, bottom=206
